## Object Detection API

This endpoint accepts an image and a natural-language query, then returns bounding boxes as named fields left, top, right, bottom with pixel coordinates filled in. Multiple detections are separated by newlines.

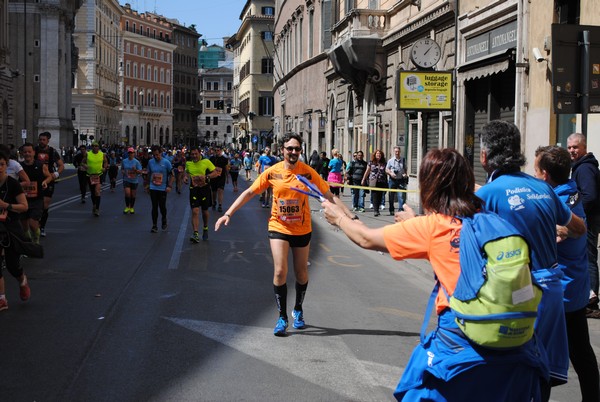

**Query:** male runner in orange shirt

left=215, top=133, right=355, bottom=336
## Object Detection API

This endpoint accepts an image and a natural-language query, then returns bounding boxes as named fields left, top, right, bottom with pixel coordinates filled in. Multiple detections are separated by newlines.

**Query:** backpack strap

left=421, top=281, right=439, bottom=344
left=421, top=279, right=452, bottom=344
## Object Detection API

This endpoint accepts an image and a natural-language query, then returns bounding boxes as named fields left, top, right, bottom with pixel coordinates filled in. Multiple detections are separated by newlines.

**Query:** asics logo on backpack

left=496, top=247, right=522, bottom=261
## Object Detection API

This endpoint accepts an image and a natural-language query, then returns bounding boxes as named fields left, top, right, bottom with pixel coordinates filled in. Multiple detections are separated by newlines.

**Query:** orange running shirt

left=383, top=214, right=462, bottom=314
left=249, top=161, right=329, bottom=235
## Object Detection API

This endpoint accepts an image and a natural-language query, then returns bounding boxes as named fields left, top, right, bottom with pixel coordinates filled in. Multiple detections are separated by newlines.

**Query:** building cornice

left=273, top=52, right=327, bottom=92
left=123, top=31, right=177, bottom=52
left=382, top=2, right=454, bottom=48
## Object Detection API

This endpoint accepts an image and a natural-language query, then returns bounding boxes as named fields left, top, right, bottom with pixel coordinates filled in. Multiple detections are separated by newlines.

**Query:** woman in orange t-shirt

left=215, top=133, right=354, bottom=337
left=321, top=148, right=548, bottom=402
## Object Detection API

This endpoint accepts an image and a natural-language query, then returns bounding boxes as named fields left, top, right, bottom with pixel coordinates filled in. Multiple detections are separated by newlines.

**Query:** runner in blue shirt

left=121, top=147, right=142, bottom=214
left=146, top=145, right=173, bottom=232
left=257, top=147, right=277, bottom=208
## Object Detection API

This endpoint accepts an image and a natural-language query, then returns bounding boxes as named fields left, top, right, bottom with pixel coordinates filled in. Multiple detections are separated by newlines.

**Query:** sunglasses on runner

left=284, top=146, right=302, bottom=152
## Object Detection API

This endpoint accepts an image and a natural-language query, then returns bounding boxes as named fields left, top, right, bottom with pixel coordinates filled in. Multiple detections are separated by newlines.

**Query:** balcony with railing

left=328, top=8, right=388, bottom=103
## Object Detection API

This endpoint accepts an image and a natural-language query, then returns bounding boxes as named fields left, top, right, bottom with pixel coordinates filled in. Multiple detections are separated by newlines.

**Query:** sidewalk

left=307, top=186, right=435, bottom=278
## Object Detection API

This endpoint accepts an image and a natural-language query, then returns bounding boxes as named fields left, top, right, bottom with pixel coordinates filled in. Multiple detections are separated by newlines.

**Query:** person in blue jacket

left=534, top=145, right=600, bottom=402
left=476, top=120, right=586, bottom=401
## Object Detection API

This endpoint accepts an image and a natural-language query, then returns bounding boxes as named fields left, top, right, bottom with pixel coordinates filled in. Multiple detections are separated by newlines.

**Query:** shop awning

left=457, top=50, right=513, bottom=82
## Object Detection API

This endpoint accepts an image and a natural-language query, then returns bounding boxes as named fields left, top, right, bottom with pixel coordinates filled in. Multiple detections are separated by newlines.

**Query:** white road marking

left=164, top=317, right=402, bottom=400
left=168, top=206, right=191, bottom=270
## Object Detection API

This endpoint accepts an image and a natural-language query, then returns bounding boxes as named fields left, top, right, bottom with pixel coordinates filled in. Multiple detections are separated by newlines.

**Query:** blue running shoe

left=273, top=317, right=288, bottom=336
left=292, top=309, right=305, bottom=329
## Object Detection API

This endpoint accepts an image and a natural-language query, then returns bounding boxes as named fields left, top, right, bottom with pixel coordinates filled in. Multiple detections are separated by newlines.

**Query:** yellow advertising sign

left=398, top=71, right=453, bottom=110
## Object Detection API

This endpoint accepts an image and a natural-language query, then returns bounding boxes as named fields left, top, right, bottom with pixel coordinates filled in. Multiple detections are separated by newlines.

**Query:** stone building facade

left=119, top=4, right=176, bottom=147
left=171, top=22, right=200, bottom=147
left=273, top=0, right=330, bottom=155
left=72, top=0, right=123, bottom=146
left=198, top=67, right=234, bottom=147
left=273, top=0, right=600, bottom=195
left=227, top=0, right=275, bottom=151
left=0, top=0, right=15, bottom=146
left=8, top=0, right=82, bottom=147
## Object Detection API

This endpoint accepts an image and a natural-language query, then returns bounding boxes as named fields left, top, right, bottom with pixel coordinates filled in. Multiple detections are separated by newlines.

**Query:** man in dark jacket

left=346, top=151, right=367, bottom=211
left=567, top=132, right=600, bottom=315
left=318, top=151, right=329, bottom=181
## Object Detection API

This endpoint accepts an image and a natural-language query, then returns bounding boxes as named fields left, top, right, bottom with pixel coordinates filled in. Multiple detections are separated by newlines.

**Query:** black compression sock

left=274, top=284, right=288, bottom=320
left=294, top=281, right=308, bottom=311
left=40, top=209, right=49, bottom=228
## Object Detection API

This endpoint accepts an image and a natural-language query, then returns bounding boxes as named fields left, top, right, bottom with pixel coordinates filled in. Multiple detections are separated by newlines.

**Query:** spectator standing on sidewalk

left=566, top=133, right=600, bottom=316
left=476, top=120, right=585, bottom=401
left=346, top=151, right=367, bottom=212
left=327, top=148, right=343, bottom=197
left=309, top=150, right=320, bottom=171
left=318, top=151, right=330, bottom=181
left=362, top=149, right=387, bottom=217
left=534, top=145, right=600, bottom=401
left=386, top=146, right=408, bottom=216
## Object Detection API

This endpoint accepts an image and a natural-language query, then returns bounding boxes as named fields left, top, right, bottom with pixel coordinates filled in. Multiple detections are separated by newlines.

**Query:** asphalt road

left=0, top=166, right=598, bottom=401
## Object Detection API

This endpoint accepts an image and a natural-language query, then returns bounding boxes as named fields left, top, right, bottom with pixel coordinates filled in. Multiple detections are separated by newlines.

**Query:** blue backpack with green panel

left=423, top=211, right=543, bottom=349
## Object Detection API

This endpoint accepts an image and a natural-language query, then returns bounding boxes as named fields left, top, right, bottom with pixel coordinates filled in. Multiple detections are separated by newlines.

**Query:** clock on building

left=410, top=38, right=441, bottom=69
